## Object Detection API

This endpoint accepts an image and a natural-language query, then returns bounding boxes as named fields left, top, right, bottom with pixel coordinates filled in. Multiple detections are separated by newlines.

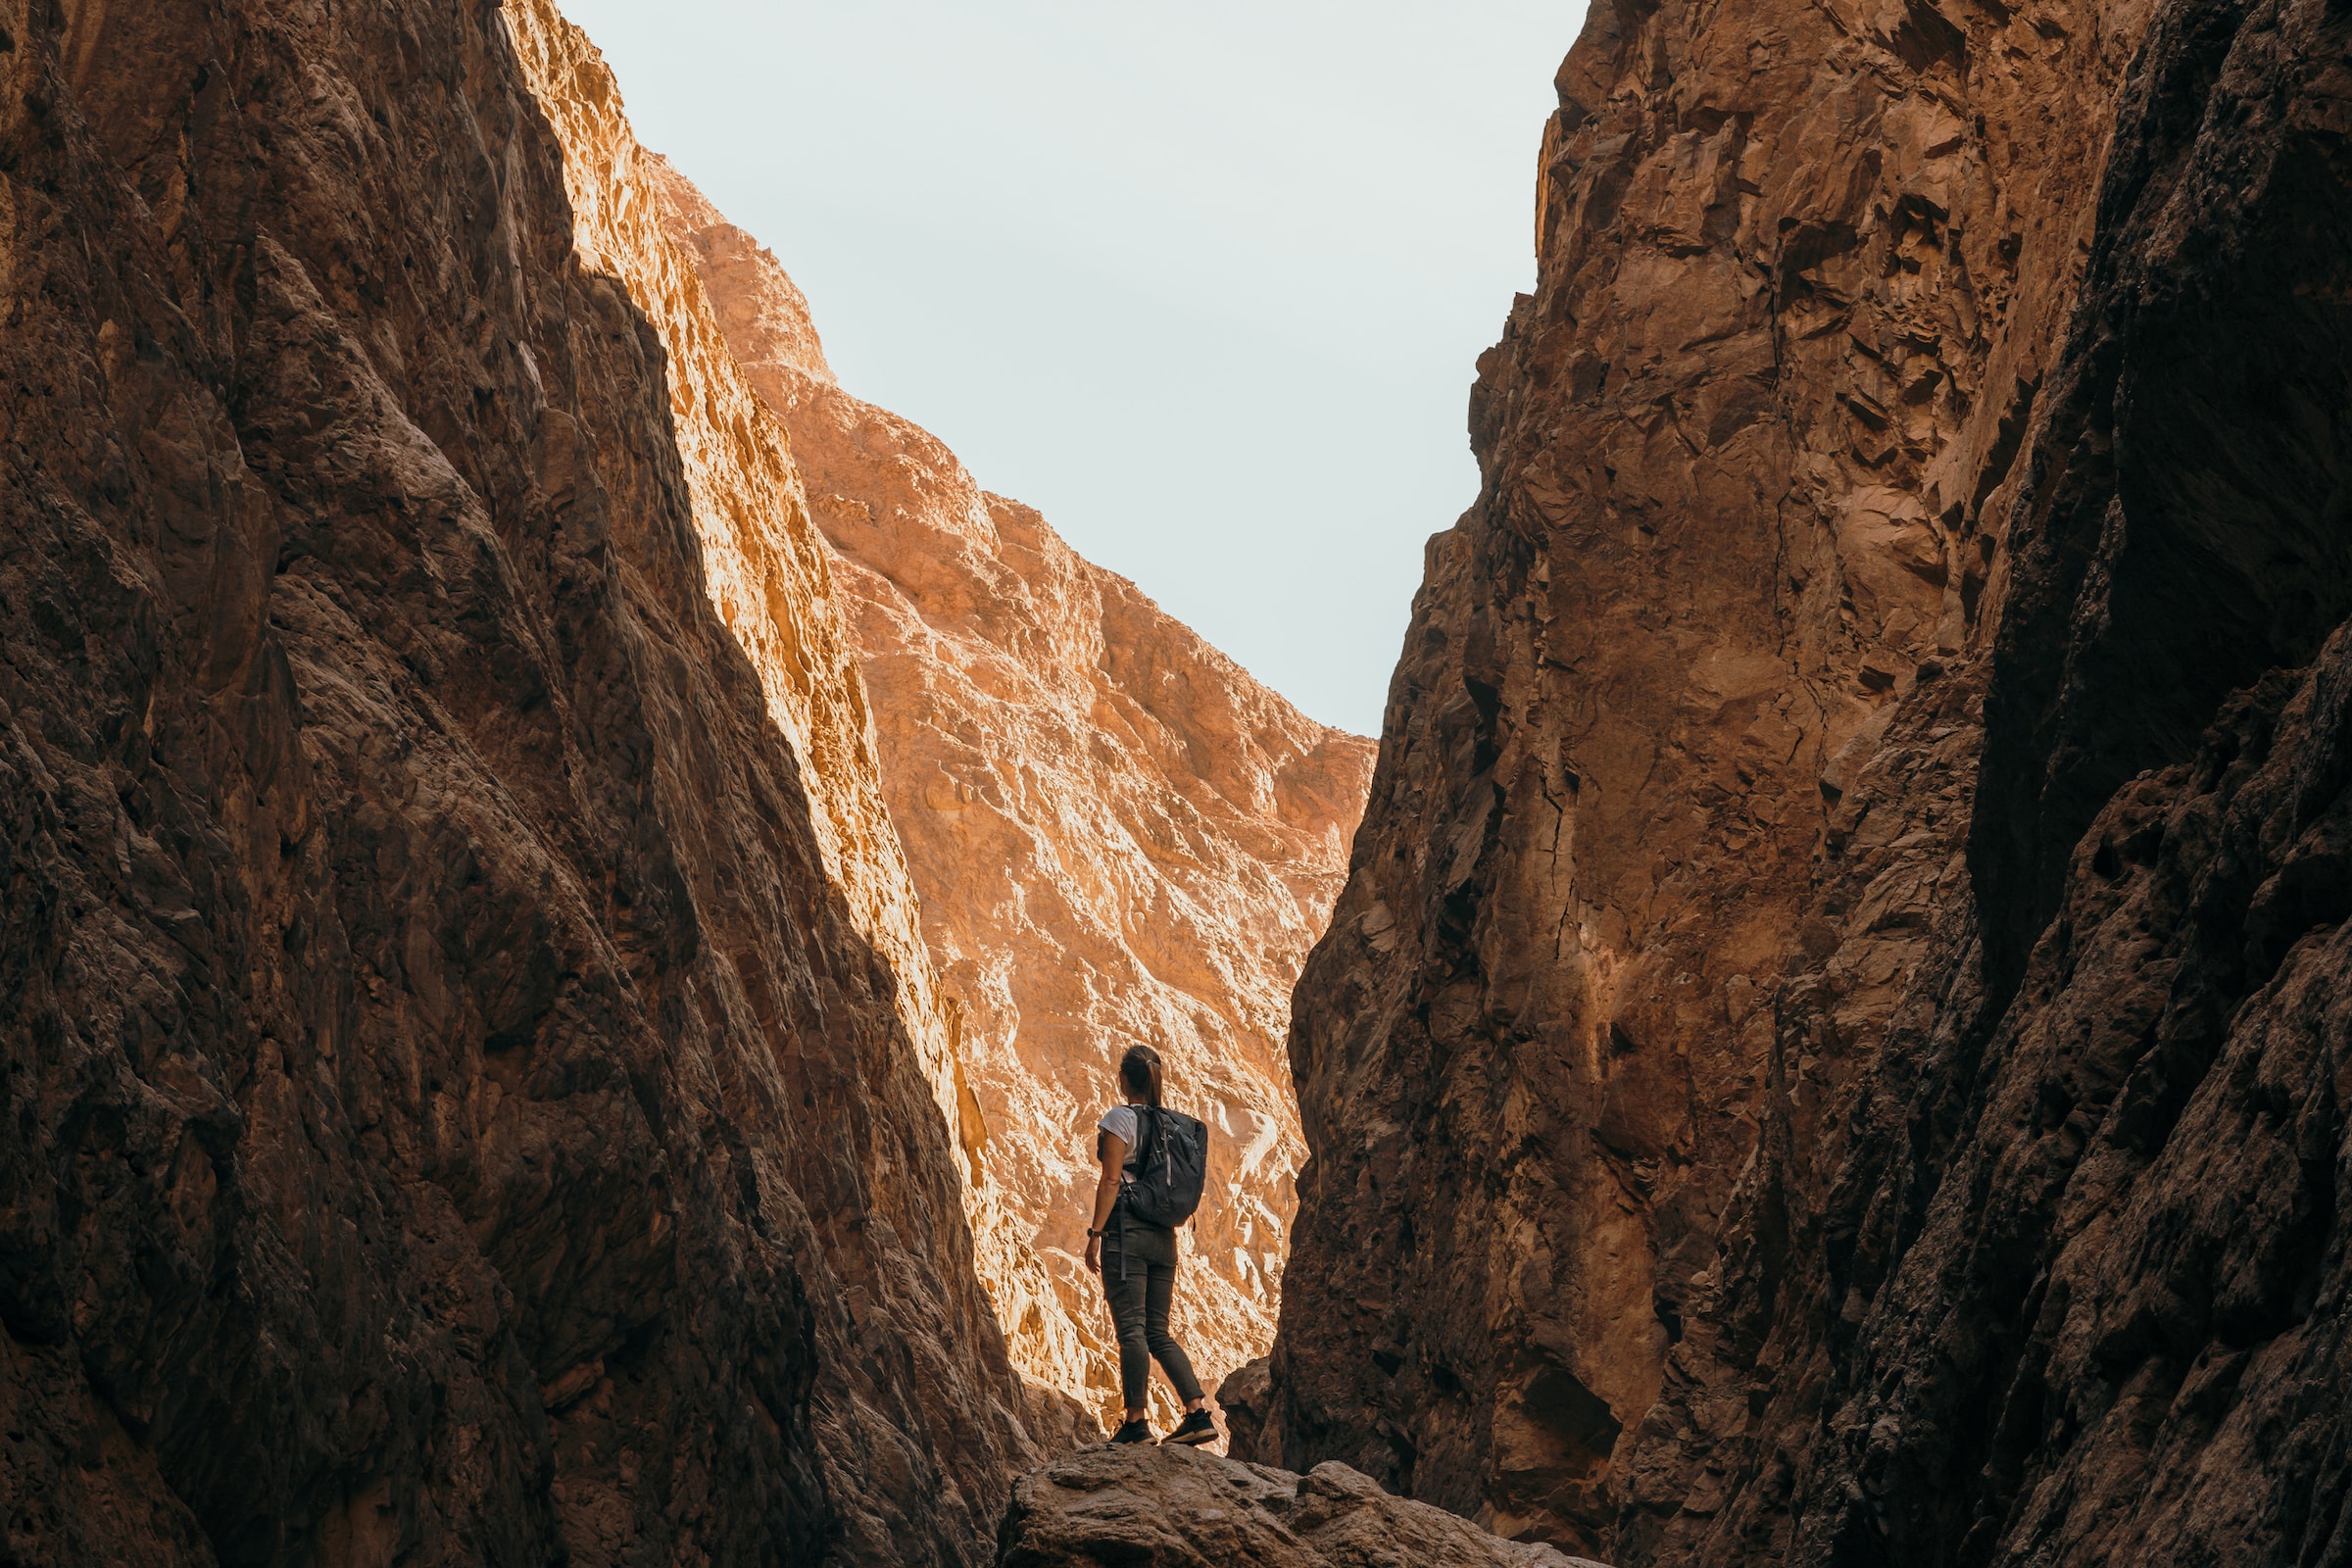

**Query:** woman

left=1085, top=1044, right=1219, bottom=1446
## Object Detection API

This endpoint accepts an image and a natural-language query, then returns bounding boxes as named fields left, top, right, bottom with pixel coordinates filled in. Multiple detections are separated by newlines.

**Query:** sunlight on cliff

left=504, top=0, right=1096, bottom=1408
left=506, top=0, right=1373, bottom=1429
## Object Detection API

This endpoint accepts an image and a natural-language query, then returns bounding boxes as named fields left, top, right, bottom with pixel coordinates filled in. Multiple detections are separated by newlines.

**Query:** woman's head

left=1118, top=1045, right=1164, bottom=1108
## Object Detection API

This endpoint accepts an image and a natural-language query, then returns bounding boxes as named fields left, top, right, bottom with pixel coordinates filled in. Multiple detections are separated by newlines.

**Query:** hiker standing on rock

left=1085, top=1043, right=1220, bottom=1446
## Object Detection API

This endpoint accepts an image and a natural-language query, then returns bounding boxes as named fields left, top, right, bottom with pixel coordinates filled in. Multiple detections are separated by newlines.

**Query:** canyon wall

left=1265, top=0, right=2351, bottom=1561
left=501, top=0, right=1093, bottom=1443
left=650, top=163, right=1377, bottom=1426
left=0, top=0, right=1063, bottom=1562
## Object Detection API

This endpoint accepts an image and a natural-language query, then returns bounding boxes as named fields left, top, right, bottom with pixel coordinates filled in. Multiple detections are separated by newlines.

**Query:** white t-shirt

left=1097, top=1103, right=1148, bottom=1183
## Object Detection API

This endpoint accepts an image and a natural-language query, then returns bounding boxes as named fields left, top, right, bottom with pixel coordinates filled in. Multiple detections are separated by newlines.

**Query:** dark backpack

left=1121, top=1104, right=1208, bottom=1229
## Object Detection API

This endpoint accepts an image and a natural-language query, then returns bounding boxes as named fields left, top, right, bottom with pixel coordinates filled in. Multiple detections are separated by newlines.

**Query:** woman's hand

left=1085, top=1233, right=1102, bottom=1275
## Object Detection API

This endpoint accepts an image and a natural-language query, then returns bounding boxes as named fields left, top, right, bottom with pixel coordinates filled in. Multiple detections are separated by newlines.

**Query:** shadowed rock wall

left=0, top=0, right=1060, bottom=1562
left=1265, top=0, right=2352, bottom=1557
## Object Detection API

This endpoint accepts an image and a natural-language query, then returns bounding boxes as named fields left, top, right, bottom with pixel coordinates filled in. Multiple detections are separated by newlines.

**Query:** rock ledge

left=997, top=1446, right=1609, bottom=1567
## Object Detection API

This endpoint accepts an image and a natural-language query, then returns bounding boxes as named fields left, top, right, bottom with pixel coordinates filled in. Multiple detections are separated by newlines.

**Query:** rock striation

left=0, top=0, right=1067, bottom=1562
left=650, top=165, right=1377, bottom=1424
left=994, top=1445, right=1612, bottom=1568
left=1265, top=0, right=2352, bottom=1561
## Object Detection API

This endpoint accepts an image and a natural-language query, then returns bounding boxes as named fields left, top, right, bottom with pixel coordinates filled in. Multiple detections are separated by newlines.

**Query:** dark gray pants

left=1102, top=1217, right=1202, bottom=1412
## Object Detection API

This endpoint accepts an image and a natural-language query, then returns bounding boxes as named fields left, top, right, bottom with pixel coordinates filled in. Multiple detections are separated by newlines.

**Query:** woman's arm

left=1083, top=1132, right=1126, bottom=1276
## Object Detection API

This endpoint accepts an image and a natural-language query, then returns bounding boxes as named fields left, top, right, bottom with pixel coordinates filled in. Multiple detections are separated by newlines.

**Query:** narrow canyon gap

left=642, top=159, right=1375, bottom=1428
left=0, top=1, right=1371, bottom=1564
left=7, top=0, right=2350, bottom=1563
left=1259, top=0, right=2352, bottom=1561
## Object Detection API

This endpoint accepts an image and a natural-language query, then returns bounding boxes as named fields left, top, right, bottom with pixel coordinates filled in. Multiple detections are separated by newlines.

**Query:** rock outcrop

left=650, top=164, right=1377, bottom=1423
left=0, top=0, right=1064, bottom=1562
left=1266, top=0, right=2352, bottom=1561
left=994, top=1446, right=1611, bottom=1568
left=501, top=0, right=1091, bottom=1451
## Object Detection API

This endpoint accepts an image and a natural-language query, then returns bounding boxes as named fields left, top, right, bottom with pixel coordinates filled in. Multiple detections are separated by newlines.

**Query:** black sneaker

left=1109, top=1419, right=1153, bottom=1445
left=1163, top=1409, right=1219, bottom=1446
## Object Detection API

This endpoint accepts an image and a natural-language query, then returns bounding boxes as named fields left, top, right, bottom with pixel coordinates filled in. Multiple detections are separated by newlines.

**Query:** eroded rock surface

left=1268, top=0, right=2352, bottom=1560
left=652, top=164, right=1376, bottom=1423
left=995, top=1446, right=1611, bottom=1568
left=0, top=0, right=1061, bottom=1562
left=505, top=0, right=1091, bottom=1451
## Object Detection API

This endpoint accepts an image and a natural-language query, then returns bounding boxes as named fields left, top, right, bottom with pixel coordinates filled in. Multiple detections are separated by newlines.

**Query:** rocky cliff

left=1265, top=0, right=2352, bottom=1561
left=0, top=0, right=1065, bottom=1562
left=650, top=163, right=1378, bottom=1426
left=501, top=0, right=1092, bottom=1451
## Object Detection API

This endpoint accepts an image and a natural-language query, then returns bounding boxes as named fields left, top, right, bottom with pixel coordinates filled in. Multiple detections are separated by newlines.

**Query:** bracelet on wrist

left=1087, top=1227, right=1103, bottom=1238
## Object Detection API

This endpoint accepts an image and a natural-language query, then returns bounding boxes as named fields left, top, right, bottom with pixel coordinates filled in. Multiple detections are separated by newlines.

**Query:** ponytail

left=1118, top=1045, right=1164, bottom=1108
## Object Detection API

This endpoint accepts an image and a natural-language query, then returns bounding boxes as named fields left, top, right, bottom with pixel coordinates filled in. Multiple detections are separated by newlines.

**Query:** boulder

left=1214, top=1355, right=1277, bottom=1465
left=996, top=1446, right=1610, bottom=1568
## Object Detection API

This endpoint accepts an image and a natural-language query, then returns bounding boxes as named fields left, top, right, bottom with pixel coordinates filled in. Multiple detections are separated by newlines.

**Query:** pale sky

left=557, top=1, right=1589, bottom=735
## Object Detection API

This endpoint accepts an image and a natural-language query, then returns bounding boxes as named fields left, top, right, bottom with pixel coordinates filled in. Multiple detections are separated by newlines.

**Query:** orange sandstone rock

left=650, top=162, right=1376, bottom=1426
left=505, top=0, right=1096, bottom=1443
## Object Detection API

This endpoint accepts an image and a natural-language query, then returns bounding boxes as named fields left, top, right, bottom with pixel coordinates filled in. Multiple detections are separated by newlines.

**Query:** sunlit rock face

left=653, top=164, right=1378, bottom=1427
left=1265, top=0, right=2352, bottom=1560
left=0, top=0, right=1068, bottom=1562
left=503, top=0, right=1093, bottom=1446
